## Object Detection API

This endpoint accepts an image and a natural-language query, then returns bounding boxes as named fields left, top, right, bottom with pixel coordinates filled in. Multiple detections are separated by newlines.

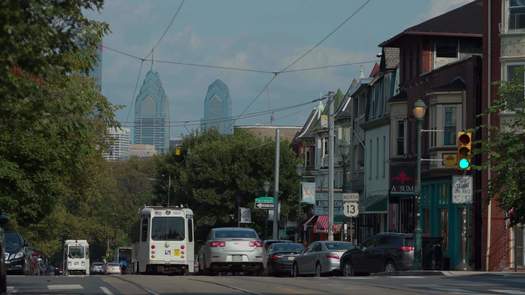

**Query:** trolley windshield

left=151, top=217, right=185, bottom=241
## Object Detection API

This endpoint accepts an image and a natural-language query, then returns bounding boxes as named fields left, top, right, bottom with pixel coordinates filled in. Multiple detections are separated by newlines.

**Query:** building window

left=369, top=140, right=373, bottom=180
left=396, top=120, right=406, bottom=155
left=376, top=138, right=379, bottom=179
left=434, top=40, right=459, bottom=69
left=509, top=0, right=525, bottom=31
left=506, top=64, right=525, bottom=109
left=444, top=106, right=457, bottom=146
left=382, top=136, right=386, bottom=178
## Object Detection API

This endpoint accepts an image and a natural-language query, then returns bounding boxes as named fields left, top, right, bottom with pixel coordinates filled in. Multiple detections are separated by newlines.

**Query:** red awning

left=313, top=215, right=341, bottom=234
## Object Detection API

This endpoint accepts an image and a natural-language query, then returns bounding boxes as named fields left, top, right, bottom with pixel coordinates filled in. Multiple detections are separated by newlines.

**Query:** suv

left=4, top=231, right=31, bottom=275
left=340, top=233, right=414, bottom=276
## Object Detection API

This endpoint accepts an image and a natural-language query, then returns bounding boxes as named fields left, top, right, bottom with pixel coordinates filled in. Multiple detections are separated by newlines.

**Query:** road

left=6, top=273, right=525, bottom=295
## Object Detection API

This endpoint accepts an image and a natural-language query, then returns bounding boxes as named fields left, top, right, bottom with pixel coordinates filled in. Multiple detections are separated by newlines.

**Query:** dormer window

left=509, top=0, right=525, bottom=31
left=434, top=40, right=459, bottom=69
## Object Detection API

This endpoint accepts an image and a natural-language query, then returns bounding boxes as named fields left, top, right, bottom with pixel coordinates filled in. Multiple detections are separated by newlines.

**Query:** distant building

left=89, top=44, right=102, bottom=91
left=103, top=127, right=130, bottom=160
left=234, top=125, right=301, bottom=142
left=129, top=144, right=157, bottom=158
left=202, top=79, right=233, bottom=135
left=133, top=70, right=170, bottom=154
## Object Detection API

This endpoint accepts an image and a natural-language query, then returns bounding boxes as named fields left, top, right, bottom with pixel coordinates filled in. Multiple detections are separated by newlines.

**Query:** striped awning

left=313, top=215, right=342, bottom=234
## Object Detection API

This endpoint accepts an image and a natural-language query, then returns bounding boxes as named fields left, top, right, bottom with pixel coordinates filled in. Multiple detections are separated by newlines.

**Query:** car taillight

left=249, top=240, right=263, bottom=247
left=208, top=241, right=226, bottom=247
left=151, top=245, right=156, bottom=249
left=181, top=245, right=185, bottom=250
left=326, top=254, right=340, bottom=260
left=271, top=255, right=282, bottom=261
left=400, top=246, right=414, bottom=252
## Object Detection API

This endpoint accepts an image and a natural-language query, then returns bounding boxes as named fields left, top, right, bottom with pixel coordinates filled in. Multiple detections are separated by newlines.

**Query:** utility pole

left=273, top=128, right=280, bottom=240
left=328, top=93, right=335, bottom=241
left=167, top=174, right=171, bottom=207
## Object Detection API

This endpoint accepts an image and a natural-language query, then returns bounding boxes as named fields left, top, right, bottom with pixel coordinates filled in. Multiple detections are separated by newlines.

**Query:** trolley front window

left=68, top=246, right=85, bottom=258
left=151, top=217, right=185, bottom=241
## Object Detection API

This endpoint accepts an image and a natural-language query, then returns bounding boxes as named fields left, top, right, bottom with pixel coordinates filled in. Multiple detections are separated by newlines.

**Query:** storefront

left=388, top=163, right=416, bottom=233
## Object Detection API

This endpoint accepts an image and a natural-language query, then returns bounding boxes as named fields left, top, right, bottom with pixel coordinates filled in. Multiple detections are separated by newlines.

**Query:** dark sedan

left=340, top=233, right=414, bottom=276
left=266, top=243, right=304, bottom=276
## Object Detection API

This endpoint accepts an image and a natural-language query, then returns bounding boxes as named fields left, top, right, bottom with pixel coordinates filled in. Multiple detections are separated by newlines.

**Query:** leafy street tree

left=155, top=130, right=301, bottom=240
left=0, top=0, right=114, bottom=227
left=479, top=70, right=525, bottom=226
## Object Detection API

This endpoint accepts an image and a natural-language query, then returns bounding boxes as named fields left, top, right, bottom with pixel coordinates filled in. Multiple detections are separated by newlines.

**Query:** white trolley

left=132, top=206, right=195, bottom=274
left=63, top=240, right=90, bottom=275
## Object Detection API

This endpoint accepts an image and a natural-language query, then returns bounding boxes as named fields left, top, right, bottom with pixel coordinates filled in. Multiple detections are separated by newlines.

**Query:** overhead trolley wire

left=144, top=0, right=186, bottom=60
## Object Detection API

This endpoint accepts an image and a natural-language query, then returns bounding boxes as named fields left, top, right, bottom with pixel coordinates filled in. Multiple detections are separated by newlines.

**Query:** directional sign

left=342, top=193, right=359, bottom=202
left=343, top=202, right=359, bottom=217
left=255, top=196, right=274, bottom=210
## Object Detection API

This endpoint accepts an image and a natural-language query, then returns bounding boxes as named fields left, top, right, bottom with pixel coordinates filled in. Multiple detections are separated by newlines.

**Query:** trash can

left=422, top=236, right=443, bottom=270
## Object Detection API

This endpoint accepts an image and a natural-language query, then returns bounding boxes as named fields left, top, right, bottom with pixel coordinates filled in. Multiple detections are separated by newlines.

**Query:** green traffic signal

left=458, top=158, right=470, bottom=170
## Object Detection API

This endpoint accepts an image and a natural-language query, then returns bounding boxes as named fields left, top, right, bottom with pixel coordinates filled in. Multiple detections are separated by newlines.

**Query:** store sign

left=301, top=182, right=316, bottom=205
left=390, top=164, right=415, bottom=195
left=452, top=175, right=473, bottom=204
left=239, top=207, right=252, bottom=223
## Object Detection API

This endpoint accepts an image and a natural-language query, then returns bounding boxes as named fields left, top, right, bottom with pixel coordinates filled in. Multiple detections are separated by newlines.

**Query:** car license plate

left=173, top=249, right=180, bottom=257
left=74, top=262, right=79, bottom=265
left=165, top=249, right=171, bottom=256
left=288, top=257, right=295, bottom=261
left=232, top=255, right=242, bottom=262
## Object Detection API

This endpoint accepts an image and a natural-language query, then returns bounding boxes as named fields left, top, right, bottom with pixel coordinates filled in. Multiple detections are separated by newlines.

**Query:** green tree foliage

left=155, top=130, right=300, bottom=240
left=479, top=71, right=525, bottom=226
left=0, top=0, right=112, bottom=227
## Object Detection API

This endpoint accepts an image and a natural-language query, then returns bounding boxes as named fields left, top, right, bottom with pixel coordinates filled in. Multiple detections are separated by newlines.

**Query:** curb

left=376, top=270, right=445, bottom=276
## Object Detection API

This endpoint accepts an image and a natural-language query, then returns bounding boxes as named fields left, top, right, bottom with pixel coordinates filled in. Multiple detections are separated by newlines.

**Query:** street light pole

left=328, top=92, right=335, bottom=241
left=413, top=99, right=427, bottom=270
left=273, top=128, right=280, bottom=240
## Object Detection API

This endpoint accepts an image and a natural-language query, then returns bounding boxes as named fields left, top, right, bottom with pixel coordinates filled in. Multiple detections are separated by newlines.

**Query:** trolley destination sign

left=254, top=196, right=274, bottom=209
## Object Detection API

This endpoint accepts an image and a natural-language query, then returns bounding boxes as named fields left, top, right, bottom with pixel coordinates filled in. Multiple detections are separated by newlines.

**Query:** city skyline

left=202, top=79, right=233, bottom=135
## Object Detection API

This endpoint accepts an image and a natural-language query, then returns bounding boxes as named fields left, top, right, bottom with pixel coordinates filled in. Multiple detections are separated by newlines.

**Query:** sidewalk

left=378, top=270, right=525, bottom=277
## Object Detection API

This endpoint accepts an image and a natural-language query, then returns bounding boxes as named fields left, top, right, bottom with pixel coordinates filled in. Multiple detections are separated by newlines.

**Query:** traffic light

left=456, top=131, right=472, bottom=171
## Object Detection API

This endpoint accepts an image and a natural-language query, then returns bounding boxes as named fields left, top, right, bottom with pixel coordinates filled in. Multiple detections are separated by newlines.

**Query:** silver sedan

left=198, top=227, right=264, bottom=275
left=291, top=241, right=354, bottom=277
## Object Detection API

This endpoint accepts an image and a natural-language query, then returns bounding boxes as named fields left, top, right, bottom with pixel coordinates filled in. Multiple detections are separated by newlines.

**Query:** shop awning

left=361, top=195, right=388, bottom=214
left=302, top=215, right=317, bottom=231
left=313, top=215, right=342, bottom=234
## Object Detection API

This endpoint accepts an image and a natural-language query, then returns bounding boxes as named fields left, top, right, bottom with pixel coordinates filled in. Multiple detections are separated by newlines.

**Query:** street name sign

left=452, top=175, right=473, bottom=204
left=342, top=193, right=359, bottom=202
left=255, top=196, right=274, bottom=209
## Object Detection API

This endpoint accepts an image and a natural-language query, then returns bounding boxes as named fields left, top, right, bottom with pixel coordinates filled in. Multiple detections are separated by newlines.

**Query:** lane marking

left=387, top=276, right=425, bottom=279
left=48, top=284, right=84, bottom=290
left=100, top=286, right=115, bottom=295
left=185, top=277, right=263, bottom=295
left=490, top=290, right=525, bottom=295
left=145, top=288, right=161, bottom=295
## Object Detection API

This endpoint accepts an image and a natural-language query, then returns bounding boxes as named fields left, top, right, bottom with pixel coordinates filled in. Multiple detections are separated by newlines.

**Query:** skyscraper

left=89, top=44, right=102, bottom=91
left=202, top=79, right=233, bottom=135
left=133, top=70, right=170, bottom=154
left=103, top=127, right=130, bottom=160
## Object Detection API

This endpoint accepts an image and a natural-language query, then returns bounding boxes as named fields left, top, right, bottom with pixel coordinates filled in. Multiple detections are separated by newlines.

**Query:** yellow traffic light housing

left=175, top=146, right=182, bottom=156
left=456, top=131, right=472, bottom=171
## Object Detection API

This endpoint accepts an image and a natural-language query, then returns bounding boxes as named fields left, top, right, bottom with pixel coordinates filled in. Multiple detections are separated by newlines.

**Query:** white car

left=198, top=227, right=263, bottom=275
left=105, top=262, right=121, bottom=275
left=292, top=241, right=354, bottom=277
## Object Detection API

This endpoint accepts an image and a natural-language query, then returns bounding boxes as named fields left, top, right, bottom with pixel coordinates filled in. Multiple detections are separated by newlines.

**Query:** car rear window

left=271, top=243, right=304, bottom=253
left=214, top=230, right=257, bottom=239
left=325, top=242, right=354, bottom=250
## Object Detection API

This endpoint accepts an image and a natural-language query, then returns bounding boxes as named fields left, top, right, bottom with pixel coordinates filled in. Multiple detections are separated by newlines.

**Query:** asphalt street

left=6, top=273, right=525, bottom=295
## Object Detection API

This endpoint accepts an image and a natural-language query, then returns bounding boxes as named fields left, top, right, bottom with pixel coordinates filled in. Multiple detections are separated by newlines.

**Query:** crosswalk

left=7, top=284, right=114, bottom=294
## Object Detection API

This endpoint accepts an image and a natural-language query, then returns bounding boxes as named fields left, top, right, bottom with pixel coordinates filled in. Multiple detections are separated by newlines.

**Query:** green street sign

left=255, top=196, right=274, bottom=209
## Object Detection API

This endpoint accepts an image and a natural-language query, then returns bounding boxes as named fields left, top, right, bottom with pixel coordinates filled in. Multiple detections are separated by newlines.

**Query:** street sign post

left=452, top=175, right=473, bottom=204
left=255, top=196, right=274, bottom=209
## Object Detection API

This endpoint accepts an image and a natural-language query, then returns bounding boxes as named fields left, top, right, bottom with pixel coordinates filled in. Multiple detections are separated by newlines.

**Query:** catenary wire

left=238, top=0, right=372, bottom=116
left=143, top=0, right=186, bottom=60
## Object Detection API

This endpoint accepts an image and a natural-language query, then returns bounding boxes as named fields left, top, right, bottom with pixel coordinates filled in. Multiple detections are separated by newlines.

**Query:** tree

left=155, top=130, right=300, bottom=240
left=479, top=70, right=525, bottom=226
left=0, top=0, right=113, bottom=227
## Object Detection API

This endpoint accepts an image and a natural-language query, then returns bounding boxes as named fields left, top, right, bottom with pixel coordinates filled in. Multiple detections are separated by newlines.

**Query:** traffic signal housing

left=456, top=131, right=472, bottom=171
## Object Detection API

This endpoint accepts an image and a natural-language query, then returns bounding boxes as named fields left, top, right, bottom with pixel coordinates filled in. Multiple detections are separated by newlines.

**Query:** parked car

left=4, top=231, right=31, bottom=275
left=90, top=262, right=106, bottom=275
left=292, top=241, right=354, bottom=277
left=198, top=227, right=263, bottom=275
left=339, top=233, right=414, bottom=276
left=262, top=240, right=292, bottom=271
left=105, top=262, right=121, bottom=275
left=265, top=242, right=304, bottom=276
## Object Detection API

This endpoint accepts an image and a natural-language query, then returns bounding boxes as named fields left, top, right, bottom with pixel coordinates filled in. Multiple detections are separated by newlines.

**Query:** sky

left=91, top=0, right=473, bottom=138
